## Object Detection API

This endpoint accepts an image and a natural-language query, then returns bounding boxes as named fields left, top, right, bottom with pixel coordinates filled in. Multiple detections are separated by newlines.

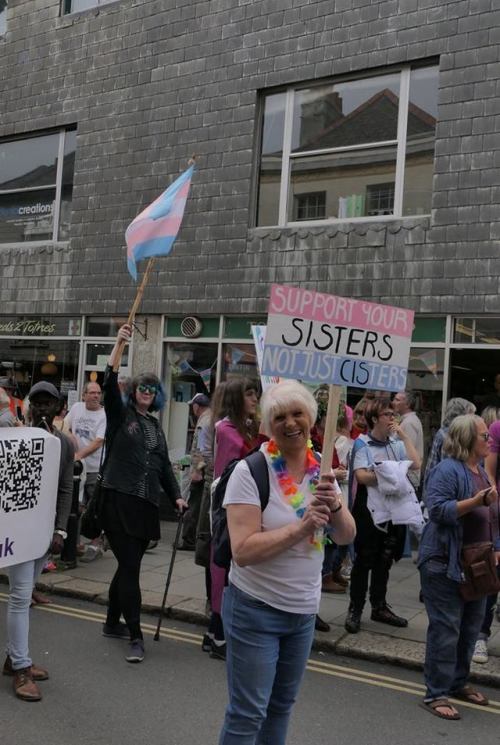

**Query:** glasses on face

left=380, top=411, right=395, bottom=418
left=479, top=432, right=490, bottom=441
left=137, top=384, right=158, bottom=395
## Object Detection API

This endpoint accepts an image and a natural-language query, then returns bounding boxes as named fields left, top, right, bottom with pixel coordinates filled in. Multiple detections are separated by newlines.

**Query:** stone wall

left=0, top=0, right=498, bottom=316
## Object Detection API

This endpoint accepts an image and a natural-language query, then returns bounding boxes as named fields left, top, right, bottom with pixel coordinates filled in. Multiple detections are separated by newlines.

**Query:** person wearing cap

left=3, top=381, right=74, bottom=701
left=179, top=392, right=213, bottom=551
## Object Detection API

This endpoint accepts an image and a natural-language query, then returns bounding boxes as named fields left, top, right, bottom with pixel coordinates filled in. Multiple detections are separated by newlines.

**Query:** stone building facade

left=0, top=0, right=499, bottom=454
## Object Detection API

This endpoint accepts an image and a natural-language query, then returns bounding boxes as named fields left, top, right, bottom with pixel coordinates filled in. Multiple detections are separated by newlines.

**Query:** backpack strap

left=245, top=450, right=270, bottom=511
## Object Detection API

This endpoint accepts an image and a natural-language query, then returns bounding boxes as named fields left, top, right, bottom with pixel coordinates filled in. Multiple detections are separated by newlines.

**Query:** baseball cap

left=188, top=393, right=210, bottom=407
left=29, top=381, right=61, bottom=400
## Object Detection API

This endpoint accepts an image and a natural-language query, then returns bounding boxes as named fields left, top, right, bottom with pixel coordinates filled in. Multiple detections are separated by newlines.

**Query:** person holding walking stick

left=100, top=324, right=187, bottom=663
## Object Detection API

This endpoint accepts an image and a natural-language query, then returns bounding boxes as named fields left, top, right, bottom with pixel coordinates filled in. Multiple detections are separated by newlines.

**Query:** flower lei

left=266, top=438, right=331, bottom=551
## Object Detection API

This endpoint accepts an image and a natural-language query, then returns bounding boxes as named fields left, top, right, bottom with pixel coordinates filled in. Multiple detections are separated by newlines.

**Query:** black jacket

left=101, top=366, right=180, bottom=507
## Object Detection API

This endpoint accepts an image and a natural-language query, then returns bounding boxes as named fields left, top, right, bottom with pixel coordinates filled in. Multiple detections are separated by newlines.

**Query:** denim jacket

left=417, top=457, right=498, bottom=583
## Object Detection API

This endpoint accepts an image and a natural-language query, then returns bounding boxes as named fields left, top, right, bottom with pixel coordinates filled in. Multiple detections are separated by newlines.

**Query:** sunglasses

left=479, top=432, right=490, bottom=441
left=137, top=384, right=158, bottom=395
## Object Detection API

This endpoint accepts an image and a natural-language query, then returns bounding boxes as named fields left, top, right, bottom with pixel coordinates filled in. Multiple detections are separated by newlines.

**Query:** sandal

left=452, top=685, right=489, bottom=706
left=419, top=699, right=461, bottom=720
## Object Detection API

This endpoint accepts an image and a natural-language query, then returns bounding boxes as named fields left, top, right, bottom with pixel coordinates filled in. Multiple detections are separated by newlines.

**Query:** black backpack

left=211, top=450, right=269, bottom=569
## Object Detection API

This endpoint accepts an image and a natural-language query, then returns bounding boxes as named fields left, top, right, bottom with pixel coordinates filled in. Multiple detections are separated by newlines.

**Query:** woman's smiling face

left=271, top=403, right=312, bottom=453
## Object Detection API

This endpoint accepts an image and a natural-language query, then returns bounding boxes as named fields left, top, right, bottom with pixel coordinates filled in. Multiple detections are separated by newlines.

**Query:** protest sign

left=262, top=284, right=414, bottom=393
left=251, top=324, right=280, bottom=391
left=0, top=428, right=61, bottom=568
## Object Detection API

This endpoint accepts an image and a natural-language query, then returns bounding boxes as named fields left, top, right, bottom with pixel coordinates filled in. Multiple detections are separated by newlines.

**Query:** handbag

left=460, top=541, right=500, bottom=601
left=80, top=432, right=114, bottom=540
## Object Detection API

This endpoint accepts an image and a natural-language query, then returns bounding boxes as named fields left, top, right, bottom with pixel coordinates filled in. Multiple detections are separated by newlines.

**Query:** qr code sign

left=0, top=437, right=45, bottom=513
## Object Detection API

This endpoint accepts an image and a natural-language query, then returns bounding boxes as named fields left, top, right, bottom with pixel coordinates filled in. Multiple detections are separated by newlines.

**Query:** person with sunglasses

left=418, top=414, right=497, bottom=719
left=100, top=324, right=187, bottom=663
left=345, top=397, right=421, bottom=635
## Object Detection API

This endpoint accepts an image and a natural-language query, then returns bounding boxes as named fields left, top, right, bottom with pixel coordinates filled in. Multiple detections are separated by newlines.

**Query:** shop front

left=160, top=313, right=500, bottom=462
left=0, top=315, right=130, bottom=409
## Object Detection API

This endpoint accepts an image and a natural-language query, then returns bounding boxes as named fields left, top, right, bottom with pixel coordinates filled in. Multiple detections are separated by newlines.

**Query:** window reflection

left=403, top=66, right=438, bottom=216
left=288, top=146, right=397, bottom=220
left=291, top=73, right=400, bottom=152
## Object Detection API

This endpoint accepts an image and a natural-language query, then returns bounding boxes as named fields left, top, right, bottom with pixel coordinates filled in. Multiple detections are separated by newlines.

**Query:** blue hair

left=129, top=374, right=166, bottom=412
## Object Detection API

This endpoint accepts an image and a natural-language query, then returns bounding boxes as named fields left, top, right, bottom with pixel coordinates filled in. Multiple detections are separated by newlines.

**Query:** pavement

left=2, top=520, right=500, bottom=687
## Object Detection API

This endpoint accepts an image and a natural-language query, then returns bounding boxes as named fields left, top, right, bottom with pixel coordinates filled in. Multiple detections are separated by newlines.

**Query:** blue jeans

left=219, top=584, right=315, bottom=745
left=420, top=560, right=486, bottom=701
left=6, top=555, right=47, bottom=670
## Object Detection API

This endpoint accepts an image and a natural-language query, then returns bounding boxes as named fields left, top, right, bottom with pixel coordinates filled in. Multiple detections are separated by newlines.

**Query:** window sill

left=250, top=214, right=430, bottom=235
left=0, top=241, right=70, bottom=250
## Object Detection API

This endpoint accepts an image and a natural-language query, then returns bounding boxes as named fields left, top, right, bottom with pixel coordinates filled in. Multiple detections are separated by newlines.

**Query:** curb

left=18, top=577, right=500, bottom=689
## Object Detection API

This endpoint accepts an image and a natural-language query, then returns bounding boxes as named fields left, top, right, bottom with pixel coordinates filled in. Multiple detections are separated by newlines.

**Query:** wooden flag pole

left=319, top=384, right=342, bottom=481
left=114, top=257, right=155, bottom=368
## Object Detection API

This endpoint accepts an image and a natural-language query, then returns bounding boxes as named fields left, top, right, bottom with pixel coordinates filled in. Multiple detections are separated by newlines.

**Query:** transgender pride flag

left=126, top=164, right=194, bottom=280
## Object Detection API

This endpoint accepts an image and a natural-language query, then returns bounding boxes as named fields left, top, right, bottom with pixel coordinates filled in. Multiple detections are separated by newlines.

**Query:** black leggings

left=106, top=530, right=149, bottom=640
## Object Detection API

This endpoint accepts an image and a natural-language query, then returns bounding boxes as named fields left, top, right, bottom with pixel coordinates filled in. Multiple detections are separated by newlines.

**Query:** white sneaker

left=472, top=639, right=488, bottom=664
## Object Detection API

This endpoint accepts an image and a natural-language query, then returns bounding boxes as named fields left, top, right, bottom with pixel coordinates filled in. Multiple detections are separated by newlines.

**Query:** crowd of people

left=2, top=331, right=500, bottom=734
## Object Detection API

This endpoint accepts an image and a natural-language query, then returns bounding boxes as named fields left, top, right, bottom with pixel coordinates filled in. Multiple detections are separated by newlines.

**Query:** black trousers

left=349, top=491, right=406, bottom=613
left=106, top=529, right=149, bottom=640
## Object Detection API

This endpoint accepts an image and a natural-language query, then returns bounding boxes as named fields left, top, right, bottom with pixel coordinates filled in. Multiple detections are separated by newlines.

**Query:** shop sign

left=0, top=319, right=56, bottom=335
left=0, top=317, right=81, bottom=337
left=262, top=284, right=414, bottom=392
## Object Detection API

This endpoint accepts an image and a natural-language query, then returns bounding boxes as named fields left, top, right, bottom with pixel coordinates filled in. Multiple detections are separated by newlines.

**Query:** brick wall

left=0, top=0, right=498, bottom=316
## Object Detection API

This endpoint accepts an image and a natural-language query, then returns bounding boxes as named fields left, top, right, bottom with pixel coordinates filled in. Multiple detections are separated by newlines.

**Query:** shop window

left=256, top=64, right=438, bottom=226
left=0, top=339, right=79, bottom=401
left=0, top=1, right=7, bottom=36
left=453, top=317, right=500, bottom=345
left=163, top=343, right=218, bottom=456
left=406, top=347, right=444, bottom=458
left=0, top=128, right=76, bottom=243
left=222, top=344, right=260, bottom=387
left=63, top=0, right=116, bottom=13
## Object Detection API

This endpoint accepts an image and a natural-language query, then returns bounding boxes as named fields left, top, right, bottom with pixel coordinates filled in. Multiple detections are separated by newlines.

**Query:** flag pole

left=118, top=156, right=196, bottom=362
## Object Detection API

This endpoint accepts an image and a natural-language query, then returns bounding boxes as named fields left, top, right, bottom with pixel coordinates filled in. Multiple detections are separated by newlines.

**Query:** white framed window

left=256, top=64, right=438, bottom=227
left=0, top=128, right=76, bottom=244
left=293, top=191, right=326, bottom=221
left=63, top=0, right=116, bottom=13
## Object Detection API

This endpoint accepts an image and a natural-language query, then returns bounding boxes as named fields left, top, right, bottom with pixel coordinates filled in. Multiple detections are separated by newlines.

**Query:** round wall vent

left=180, top=316, right=203, bottom=338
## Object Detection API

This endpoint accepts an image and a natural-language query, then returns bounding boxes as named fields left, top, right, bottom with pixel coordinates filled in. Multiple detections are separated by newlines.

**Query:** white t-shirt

left=65, top=402, right=106, bottom=473
left=223, top=444, right=329, bottom=614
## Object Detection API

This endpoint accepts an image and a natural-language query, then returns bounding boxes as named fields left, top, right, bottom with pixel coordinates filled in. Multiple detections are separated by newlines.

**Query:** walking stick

left=154, top=510, right=185, bottom=641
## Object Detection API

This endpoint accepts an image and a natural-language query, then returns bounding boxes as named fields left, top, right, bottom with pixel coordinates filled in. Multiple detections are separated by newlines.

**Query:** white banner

left=262, top=285, right=414, bottom=392
left=251, top=324, right=280, bottom=391
left=0, top=428, right=61, bottom=568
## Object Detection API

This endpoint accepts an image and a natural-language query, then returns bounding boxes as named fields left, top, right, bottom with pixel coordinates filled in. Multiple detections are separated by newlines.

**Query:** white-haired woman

left=218, top=381, right=356, bottom=744
left=418, top=414, right=499, bottom=720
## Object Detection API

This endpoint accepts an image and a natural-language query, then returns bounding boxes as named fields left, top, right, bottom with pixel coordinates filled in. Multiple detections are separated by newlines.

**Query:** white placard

left=262, top=284, right=414, bottom=392
left=0, top=428, right=61, bottom=568
left=250, top=324, right=280, bottom=391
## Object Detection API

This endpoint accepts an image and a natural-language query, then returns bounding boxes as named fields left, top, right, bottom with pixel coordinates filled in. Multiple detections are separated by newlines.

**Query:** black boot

left=371, top=603, right=408, bottom=628
left=345, top=606, right=362, bottom=634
